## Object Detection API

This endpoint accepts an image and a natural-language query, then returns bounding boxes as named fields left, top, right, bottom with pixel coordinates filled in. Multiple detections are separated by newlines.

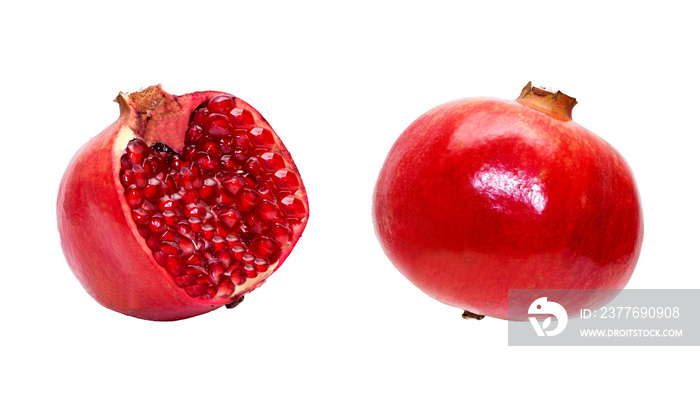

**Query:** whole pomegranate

left=57, top=85, right=309, bottom=321
left=373, top=83, right=643, bottom=320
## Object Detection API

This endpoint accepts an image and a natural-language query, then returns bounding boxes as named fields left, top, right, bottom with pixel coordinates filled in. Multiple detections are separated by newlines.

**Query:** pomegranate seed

left=143, top=178, right=164, bottom=201
left=255, top=199, right=278, bottom=223
left=254, top=257, right=269, bottom=272
left=280, top=195, right=307, bottom=218
left=250, top=235, right=278, bottom=259
left=229, top=108, right=255, bottom=128
left=203, top=114, right=233, bottom=137
left=192, top=108, right=211, bottom=127
left=132, top=164, right=148, bottom=187
left=231, top=244, right=246, bottom=260
left=268, top=222, right=291, bottom=245
left=216, top=278, right=235, bottom=298
left=148, top=214, right=167, bottom=234
left=211, top=236, right=226, bottom=251
left=183, top=253, right=205, bottom=267
left=202, top=224, right=216, bottom=240
left=178, top=236, right=196, bottom=255
left=121, top=169, right=136, bottom=187
left=160, top=241, right=181, bottom=255
left=188, top=216, right=203, bottom=232
left=221, top=174, right=246, bottom=195
left=131, top=209, right=150, bottom=226
left=162, top=210, right=179, bottom=226
left=272, top=169, right=300, bottom=192
left=249, top=127, right=274, bottom=148
left=236, top=188, right=260, bottom=212
left=127, top=139, right=149, bottom=165
left=124, top=185, right=144, bottom=208
left=207, top=258, right=226, bottom=281
left=198, top=178, right=220, bottom=202
left=217, top=206, right=242, bottom=228
left=207, top=95, right=235, bottom=114
left=185, top=125, right=204, bottom=145
left=258, top=152, right=286, bottom=172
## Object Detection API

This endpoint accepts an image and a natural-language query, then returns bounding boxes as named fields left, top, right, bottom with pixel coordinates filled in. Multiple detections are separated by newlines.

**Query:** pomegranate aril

left=203, top=113, right=234, bottom=137
left=132, top=164, right=148, bottom=187
left=217, top=206, right=242, bottom=228
left=244, top=157, right=265, bottom=178
left=202, top=224, right=216, bottom=239
left=233, top=147, right=250, bottom=163
left=236, top=188, right=260, bottom=212
left=183, top=253, right=205, bottom=267
left=229, top=108, right=255, bottom=128
left=220, top=174, right=246, bottom=195
left=280, top=195, right=307, bottom=218
left=250, top=235, right=278, bottom=258
left=208, top=95, right=236, bottom=114
left=175, top=271, right=197, bottom=287
left=255, top=199, right=278, bottom=223
left=148, top=214, right=167, bottom=234
left=162, top=210, right=179, bottom=226
left=160, top=241, right=181, bottom=255
left=258, top=152, right=286, bottom=172
left=160, top=229, right=178, bottom=242
left=131, top=209, right=150, bottom=226
left=192, top=108, right=211, bottom=127
left=243, top=264, right=257, bottom=278
left=236, top=132, right=252, bottom=148
left=185, top=205, right=205, bottom=219
left=198, top=178, right=220, bottom=202
left=211, top=236, right=226, bottom=251
left=121, top=169, right=136, bottom=187
left=231, top=244, right=246, bottom=260
left=125, top=185, right=144, bottom=208
left=220, top=155, right=239, bottom=171
left=249, top=127, right=274, bottom=148
left=143, top=178, right=165, bottom=201
left=178, top=236, right=196, bottom=255
left=254, top=257, right=269, bottom=272
left=207, top=259, right=226, bottom=282
left=272, top=169, right=300, bottom=193
left=127, top=139, right=149, bottom=165
left=170, top=155, right=186, bottom=170
left=188, top=216, right=203, bottom=232
left=166, top=256, right=185, bottom=277
left=194, top=153, right=218, bottom=175
left=144, top=155, right=165, bottom=176
left=215, top=248, right=233, bottom=267
left=230, top=269, right=247, bottom=285
left=268, top=222, right=291, bottom=245
left=216, top=278, right=235, bottom=298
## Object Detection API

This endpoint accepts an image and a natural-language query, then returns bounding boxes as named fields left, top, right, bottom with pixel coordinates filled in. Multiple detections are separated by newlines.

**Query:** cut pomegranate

left=57, top=85, right=309, bottom=321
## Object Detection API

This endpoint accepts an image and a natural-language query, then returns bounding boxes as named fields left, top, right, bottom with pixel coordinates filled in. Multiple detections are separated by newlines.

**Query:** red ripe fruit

left=372, top=83, right=643, bottom=320
left=57, top=85, right=309, bottom=321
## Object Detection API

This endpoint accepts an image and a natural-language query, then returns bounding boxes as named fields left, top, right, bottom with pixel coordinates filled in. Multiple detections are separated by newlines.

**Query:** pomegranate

left=57, top=85, right=309, bottom=321
left=372, top=83, right=643, bottom=320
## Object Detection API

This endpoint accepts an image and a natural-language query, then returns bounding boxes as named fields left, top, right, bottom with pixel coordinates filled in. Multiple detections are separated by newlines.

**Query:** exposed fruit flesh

left=119, top=95, right=307, bottom=301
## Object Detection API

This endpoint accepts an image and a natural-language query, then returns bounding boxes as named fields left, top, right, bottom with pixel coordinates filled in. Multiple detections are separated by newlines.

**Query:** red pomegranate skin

left=58, top=86, right=308, bottom=321
left=373, top=85, right=643, bottom=320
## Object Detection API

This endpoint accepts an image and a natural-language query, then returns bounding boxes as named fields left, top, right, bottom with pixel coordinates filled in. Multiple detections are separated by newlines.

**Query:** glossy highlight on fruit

left=58, top=85, right=309, bottom=321
left=372, top=83, right=643, bottom=320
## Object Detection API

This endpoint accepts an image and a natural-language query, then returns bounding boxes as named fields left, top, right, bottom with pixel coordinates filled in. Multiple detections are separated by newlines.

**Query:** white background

left=2, top=0, right=698, bottom=402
